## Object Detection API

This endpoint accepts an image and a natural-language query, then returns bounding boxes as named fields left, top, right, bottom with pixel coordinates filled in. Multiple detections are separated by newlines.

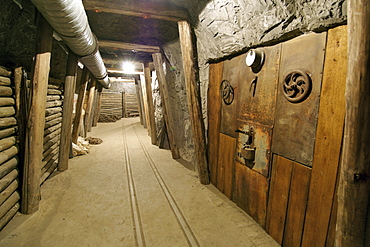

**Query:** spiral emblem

left=220, top=80, right=234, bottom=105
left=282, top=71, right=312, bottom=103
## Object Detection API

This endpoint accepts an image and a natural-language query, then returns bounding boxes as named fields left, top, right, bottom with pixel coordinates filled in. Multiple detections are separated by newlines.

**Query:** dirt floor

left=0, top=118, right=279, bottom=247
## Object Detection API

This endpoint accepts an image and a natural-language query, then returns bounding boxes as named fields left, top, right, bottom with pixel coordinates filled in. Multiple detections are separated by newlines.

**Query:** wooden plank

left=0, top=169, right=18, bottom=192
left=0, top=203, right=19, bottom=231
left=208, top=62, right=223, bottom=186
left=92, top=85, right=103, bottom=127
left=178, top=20, right=209, bottom=184
left=0, top=67, right=11, bottom=77
left=0, top=77, right=11, bottom=86
left=0, top=179, right=18, bottom=206
left=100, top=40, right=160, bottom=53
left=0, top=117, right=17, bottom=128
left=72, top=68, right=89, bottom=144
left=0, top=191, right=20, bottom=219
left=336, top=1, right=370, bottom=245
left=266, top=155, right=293, bottom=244
left=283, top=163, right=311, bottom=247
left=0, top=137, right=16, bottom=152
left=152, top=53, right=180, bottom=159
left=302, top=25, right=348, bottom=246
left=45, top=107, right=62, bottom=116
left=22, top=15, right=52, bottom=214
left=0, top=127, right=17, bottom=140
left=44, top=117, right=62, bottom=129
left=0, top=86, right=12, bottom=97
left=234, top=161, right=269, bottom=228
left=0, top=158, right=17, bottom=178
left=45, top=100, right=63, bottom=108
left=217, top=133, right=235, bottom=199
left=0, top=146, right=18, bottom=165
left=0, top=98, right=15, bottom=107
left=136, top=79, right=145, bottom=126
left=0, top=106, right=15, bottom=118
left=83, top=0, right=189, bottom=22
left=44, top=112, right=62, bottom=123
left=144, top=63, right=156, bottom=145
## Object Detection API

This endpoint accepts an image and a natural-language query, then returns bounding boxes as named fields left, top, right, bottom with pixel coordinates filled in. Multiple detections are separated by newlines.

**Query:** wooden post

left=58, top=52, right=78, bottom=171
left=136, top=78, right=145, bottom=125
left=336, top=0, right=370, bottom=246
left=152, top=53, right=180, bottom=159
left=140, top=73, right=150, bottom=130
left=84, top=78, right=96, bottom=134
left=22, top=15, right=53, bottom=214
left=71, top=68, right=89, bottom=144
left=92, top=84, right=103, bottom=127
left=178, top=20, right=210, bottom=184
left=144, top=63, right=157, bottom=145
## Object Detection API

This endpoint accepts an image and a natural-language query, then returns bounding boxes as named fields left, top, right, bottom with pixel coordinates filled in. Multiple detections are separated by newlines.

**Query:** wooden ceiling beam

left=99, top=40, right=160, bottom=53
left=83, top=0, right=189, bottom=22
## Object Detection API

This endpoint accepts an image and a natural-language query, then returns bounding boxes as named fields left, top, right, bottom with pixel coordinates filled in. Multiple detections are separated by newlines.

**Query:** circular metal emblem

left=220, top=79, right=234, bottom=105
left=282, top=71, right=312, bottom=103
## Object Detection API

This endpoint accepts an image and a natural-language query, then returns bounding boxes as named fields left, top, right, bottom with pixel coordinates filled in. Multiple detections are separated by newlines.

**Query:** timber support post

left=178, top=20, right=210, bottom=185
left=336, top=0, right=370, bottom=245
left=58, top=51, right=78, bottom=171
left=71, top=68, right=89, bottom=144
left=84, top=78, right=96, bottom=134
left=144, top=63, right=157, bottom=145
left=152, top=53, right=180, bottom=159
left=22, top=15, right=53, bottom=214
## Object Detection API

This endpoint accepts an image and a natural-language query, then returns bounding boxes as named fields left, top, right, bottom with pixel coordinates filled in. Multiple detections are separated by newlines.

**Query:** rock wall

left=0, top=0, right=68, bottom=80
left=162, top=40, right=195, bottom=164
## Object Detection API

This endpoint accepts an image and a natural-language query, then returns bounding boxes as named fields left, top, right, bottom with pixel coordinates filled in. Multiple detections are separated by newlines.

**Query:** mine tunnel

left=0, top=0, right=369, bottom=246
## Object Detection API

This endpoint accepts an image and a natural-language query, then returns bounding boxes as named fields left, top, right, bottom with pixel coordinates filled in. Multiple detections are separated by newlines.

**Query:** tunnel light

left=122, top=62, right=135, bottom=74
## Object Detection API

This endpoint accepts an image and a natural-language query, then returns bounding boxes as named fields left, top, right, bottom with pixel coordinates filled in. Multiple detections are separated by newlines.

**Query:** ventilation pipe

left=30, top=0, right=111, bottom=88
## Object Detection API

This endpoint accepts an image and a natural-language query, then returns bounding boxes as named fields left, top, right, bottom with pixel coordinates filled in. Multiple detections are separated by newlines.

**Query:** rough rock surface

left=163, top=40, right=195, bottom=163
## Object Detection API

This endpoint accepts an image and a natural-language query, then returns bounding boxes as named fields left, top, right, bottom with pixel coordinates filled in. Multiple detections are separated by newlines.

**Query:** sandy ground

left=0, top=118, right=279, bottom=247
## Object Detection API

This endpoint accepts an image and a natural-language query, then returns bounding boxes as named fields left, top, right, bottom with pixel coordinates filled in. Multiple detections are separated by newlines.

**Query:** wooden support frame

left=152, top=53, right=180, bottom=159
left=178, top=20, right=210, bottom=185
left=336, top=0, right=370, bottom=245
left=144, top=63, right=157, bottom=145
left=58, top=52, right=78, bottom=171
left=72, top=68, right=89, bottom=144
left=22, top=15, right=53, bottom=214
left=140, top=73, right=150, bottom=131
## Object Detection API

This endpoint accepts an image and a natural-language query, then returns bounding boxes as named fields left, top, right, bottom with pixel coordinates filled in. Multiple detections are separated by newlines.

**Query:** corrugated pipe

left=30, top=0, right=111, bottom=88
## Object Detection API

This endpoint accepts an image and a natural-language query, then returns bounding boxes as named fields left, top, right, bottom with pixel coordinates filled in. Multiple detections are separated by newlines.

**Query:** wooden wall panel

left=266, top=155, right=293, bottom=243
left=233, top=161, right=268, bottom=228
left=216, top=133, right=235, bottom=199
left=283, top=164, right=311, bottom=247
left=207, top=62, right=223, bottom=185
left=302, top=25, right=347, bottom=247
left=267, top=155, right=311, bottom=245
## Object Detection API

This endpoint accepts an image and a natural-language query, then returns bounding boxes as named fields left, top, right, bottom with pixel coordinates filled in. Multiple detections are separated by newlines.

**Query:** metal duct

left=31, top=0, right=111, bottom=88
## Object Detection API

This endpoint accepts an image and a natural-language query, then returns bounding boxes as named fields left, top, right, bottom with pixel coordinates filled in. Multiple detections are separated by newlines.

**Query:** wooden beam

left=336, top=0, right=370, bottom=246
left=99, top=40, right=160, bottom=53
left=178, top=20, right=210, bottom=185
left=144, top=63, right=157, bottom=145
left=83, top=0, right=188, bottom=22
left=22, top=15, right=53, bottom=214
left=152, top=53, right=180, bottom=159
left=58, top=52, right=78, bottom=171
left=72, top=68, right=89, bottom=144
